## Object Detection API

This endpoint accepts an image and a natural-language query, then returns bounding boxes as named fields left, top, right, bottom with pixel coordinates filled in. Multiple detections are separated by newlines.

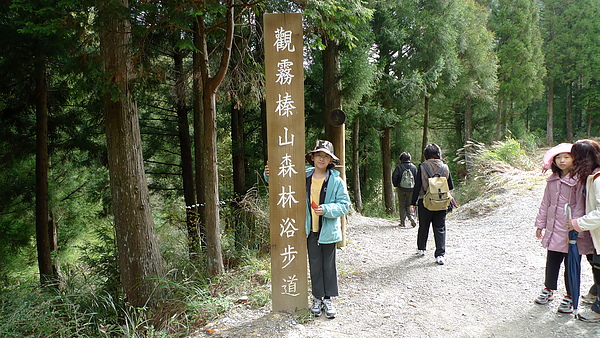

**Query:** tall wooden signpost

left=264, top=13, right=308, bottom=312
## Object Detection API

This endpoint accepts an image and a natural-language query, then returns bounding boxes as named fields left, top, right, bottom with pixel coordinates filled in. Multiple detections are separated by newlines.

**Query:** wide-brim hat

left=305, top=140, right=340, bottom=166
left=542, top=143, right=573, bottom=170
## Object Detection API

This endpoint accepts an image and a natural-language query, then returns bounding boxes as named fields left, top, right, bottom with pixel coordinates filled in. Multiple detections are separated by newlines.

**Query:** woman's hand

left=566, top=219, right=581, bottom=232
left=566, top=219, right=573, bottom=231
left=536, top=228, right=543, bottom=239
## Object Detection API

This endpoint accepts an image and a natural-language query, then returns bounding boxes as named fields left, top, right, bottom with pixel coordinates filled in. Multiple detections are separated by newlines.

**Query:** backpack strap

left=437, top=165, right=447, bottom=177
left=421, top=163, right=434, bottom=177
left=422, top=163, right=446, bottom=177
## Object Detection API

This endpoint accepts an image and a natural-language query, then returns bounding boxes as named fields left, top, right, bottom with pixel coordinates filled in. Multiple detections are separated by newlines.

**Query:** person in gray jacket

left=392, top=152, right=418, bottom=227
left=410, top=144, right=454, bottom=265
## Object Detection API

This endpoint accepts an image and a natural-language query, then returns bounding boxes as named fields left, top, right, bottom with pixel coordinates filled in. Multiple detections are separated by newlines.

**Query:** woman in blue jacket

left=266, top=140, right=350, bottom=319
left=304, top=140, right=351, bottom=319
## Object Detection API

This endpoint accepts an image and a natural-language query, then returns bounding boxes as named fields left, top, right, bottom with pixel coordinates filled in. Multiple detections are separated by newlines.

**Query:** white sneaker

left=310, top=297, right=322, bottom=316
left=417, top=250, right=425, bottom=256
left=582, top=292, right=597, bottom=304
left=436, top=256, right=445, bottom=265
left=322, top=298, right=336, bottom=319
left=577, top=309, right=600, bottom=322
left=534, top=288, right=554, bottom=305
left=558, top=296, right=573, bottom=313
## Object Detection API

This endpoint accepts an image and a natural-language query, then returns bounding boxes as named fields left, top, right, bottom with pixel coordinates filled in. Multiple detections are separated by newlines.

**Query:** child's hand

left=535, top=228, right=543, bottom=239
left=311, top=201, right=324, bottom=215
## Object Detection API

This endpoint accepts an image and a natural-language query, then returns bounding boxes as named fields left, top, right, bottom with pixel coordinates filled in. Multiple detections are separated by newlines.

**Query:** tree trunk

left=194, top=1, right=235, bottom=276
left=35, top=52, right=55, bottom=287
left=323, top=36, right=345, bottom=180
left=496, top=96, right=503, bottom=141
left=352, top=117, right=363, bottom=213
left=231, top=104, right=246, bottom=198
left=322, top=36, right=348, bottom=246
left=256, top=9, right=268, bottom=166
left=576, top=78, right=583, bottom=131
left=99, top=0, right=164, bottom=308
left=525, top=106, right=530, bottom=132
left=323, top=37, right=343, bottom=148
left=464, top=99, right=472, bottom=142
left=173, top=50, right=200, bottom=259
left=231, top=103, right=250, bottom=250
left=454, top=106, right=463, bottom=143
left=421, top=95, right=430, bottom=162
left=202, top=91, right=224, bottom=276
left=192, top=26, right=207, bottom=251
left=566, top=83, right=574, bottom=143
left=547, top=80, right=554, bottom=146
left=381, top=127, right=395, bottom=215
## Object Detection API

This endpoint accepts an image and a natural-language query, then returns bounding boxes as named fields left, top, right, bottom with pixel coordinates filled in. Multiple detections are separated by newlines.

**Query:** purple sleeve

left=534, top=182, right=551, bottom=229
left=571, top=181, right=586, bottom=219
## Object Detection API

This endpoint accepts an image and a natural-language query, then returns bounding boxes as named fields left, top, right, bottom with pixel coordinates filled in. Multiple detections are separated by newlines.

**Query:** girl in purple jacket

left=534, top=143, right=594, bottom=313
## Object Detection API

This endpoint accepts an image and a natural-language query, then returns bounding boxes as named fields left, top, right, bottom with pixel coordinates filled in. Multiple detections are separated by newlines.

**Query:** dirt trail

left=192, top=169, right=600, bottom=337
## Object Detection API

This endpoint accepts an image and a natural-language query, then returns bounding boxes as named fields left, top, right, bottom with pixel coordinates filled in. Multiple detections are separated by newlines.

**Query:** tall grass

left=0, top=253, right=273, bottom=337
left=0, top=185, right=274, bottom=337
left=452, top=138, right=537, bottom=209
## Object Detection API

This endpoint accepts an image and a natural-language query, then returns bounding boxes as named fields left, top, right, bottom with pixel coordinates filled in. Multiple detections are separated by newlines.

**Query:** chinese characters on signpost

left=264, top=13, right=307, bottom=312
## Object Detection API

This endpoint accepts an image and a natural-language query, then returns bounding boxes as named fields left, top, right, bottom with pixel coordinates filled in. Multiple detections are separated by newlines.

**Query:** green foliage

left=303, top=0, right=374, bottom=49
left=0, top=282, right=123, bottom=337
left=0, top=237, right=273, bottom=337
left=294, top=307, right=314, bottom=324
left=362, top=195, right=394, bottom=219
left=479, top=138, right=533, bottom=171
left=519, top=130, right=545, bottom=152
left=76, top=221, right=120, bottom=299
left=148, top=253, right=272, bottom=334
left=490, top=0, right=546, bottom=107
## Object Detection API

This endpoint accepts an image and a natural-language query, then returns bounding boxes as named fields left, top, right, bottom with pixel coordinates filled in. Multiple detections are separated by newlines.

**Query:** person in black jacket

left=392, top=152, right=418, bottom=227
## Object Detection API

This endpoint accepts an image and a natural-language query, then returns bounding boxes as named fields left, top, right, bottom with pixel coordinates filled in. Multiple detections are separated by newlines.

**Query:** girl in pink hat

left=534, top=143, right=595, bottom=313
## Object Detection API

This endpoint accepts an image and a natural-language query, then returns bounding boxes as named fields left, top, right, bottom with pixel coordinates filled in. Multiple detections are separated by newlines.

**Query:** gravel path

left=192, top=169, right=600, bottom=337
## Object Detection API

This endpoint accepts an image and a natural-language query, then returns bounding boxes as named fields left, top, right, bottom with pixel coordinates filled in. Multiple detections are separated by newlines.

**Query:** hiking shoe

left=582, top=292, right=597, bottom=305
left=558, top=296, right=573, bottom=313
left=534, top=288, right=554, bottom=305
left=322, top=298, right=336, bottom=319
left=410, top=220, right=417, bottom=227
left=311, top=297, right=323, bottom=317
left=435, top=256, right=445, bottom=265
left=417, top=250, right=425, bottom=256
left=577, top=309, right=600, bottom=323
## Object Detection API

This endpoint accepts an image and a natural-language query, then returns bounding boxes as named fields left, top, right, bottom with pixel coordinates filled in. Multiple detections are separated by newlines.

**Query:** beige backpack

left=421, top=163, right=452, bottom=211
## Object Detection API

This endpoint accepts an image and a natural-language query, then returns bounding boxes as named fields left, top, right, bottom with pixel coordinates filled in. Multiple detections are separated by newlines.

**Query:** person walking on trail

left=392, top=152, right=418, bottom=228
left=567, top=139, right=600, bottom=322
left=265, top=140, right=351, bottom=319
left=410, top=143, right=454, bottom=265
left=533, top=143, right=594, bottom=314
